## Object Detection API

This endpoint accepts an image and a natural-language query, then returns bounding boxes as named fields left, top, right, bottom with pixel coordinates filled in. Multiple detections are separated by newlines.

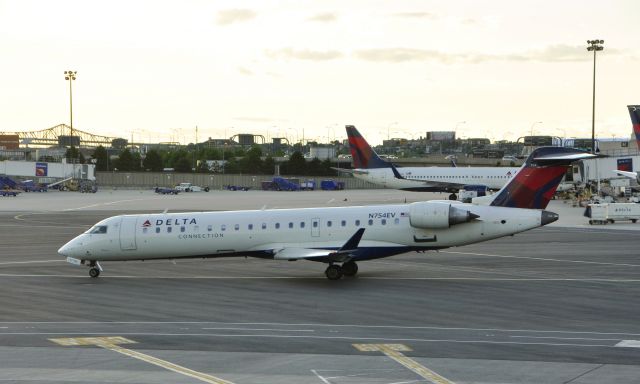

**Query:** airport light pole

left=529, top=121, right=542, bottom=136
left=64, top=70, right=77, bottom=145
left=587, top=39, right=604, bottom=154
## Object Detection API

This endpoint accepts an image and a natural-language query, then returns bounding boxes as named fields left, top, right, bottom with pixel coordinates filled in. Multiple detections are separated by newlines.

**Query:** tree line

left=74, top=146, right=338, bottom=176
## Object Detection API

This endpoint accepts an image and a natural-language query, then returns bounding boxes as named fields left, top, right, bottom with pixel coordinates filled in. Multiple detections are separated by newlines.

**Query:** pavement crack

left=562, top=363, right=605, bottom=383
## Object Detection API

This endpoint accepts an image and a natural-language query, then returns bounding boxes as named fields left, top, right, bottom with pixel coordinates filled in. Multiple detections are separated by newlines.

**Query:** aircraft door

left=119, top=216, right=138, bottom=250
left=311, top=218, right=320, bottom=237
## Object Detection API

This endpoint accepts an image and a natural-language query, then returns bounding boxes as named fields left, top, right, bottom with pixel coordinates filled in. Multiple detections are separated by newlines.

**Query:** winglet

left=339, top=228, right=365, bottom=251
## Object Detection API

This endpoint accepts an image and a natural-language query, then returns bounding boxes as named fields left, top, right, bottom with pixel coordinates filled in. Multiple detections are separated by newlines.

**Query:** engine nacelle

left=409, top=201, right=479, bottom=229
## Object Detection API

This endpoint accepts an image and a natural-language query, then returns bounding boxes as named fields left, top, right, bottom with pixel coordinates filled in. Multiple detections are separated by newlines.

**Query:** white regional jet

left=59, top=146, right=594, bottom=280
left=342, top=126, right=521, bottom=200
left=613, top=105, right=640, bottom=182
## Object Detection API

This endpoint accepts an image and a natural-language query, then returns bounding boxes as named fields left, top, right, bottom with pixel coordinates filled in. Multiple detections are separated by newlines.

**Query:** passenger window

left=355, top=220, right=360, bottom=226
left=221, top=224, right=226, bottom=231
left=234, top=224, right=239, bottom=231
left=262, top=223, right=267, bottom=230
left=327, top=221, right=332, bottom=227
left=155, top=227, right=161, bottom=233
left=275, top=223, right=280, bottom=229
left=313, top=221, right=318, bottom=228
left=143, top=227, right=148, bottom=234
left=167, top=227, right=172, bottom=233
left=289, top=222, right=293, bottom=229
left=180, top=226, right=185, bottom=233
left=341, top=220, right=346, bottom=227
left=194, top=225, right=199, bottom=232
left=368, top=219, right=373, bottom=226
left=300, top=222, right=305, bottom=228
left=248, top=224, right=253, bottom=230
left=394, top=218, right=400, bottom=225
left=207, top=225, right=212, bottom=232
left=381, top=219, right=386, bottom=225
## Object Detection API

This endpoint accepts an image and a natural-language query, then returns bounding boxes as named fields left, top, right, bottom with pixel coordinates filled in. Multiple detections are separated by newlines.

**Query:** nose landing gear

left=88, top=261, right=103, bottom=278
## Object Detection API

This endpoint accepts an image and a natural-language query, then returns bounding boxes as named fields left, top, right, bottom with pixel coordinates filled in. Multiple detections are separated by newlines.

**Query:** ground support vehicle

left=175, top=183, right=210, bottom=192
left=585, top=203, right=640, bottom=224
left=320, top=179, right=345, bottom=190
left=155, top=187, right=180, bottom=195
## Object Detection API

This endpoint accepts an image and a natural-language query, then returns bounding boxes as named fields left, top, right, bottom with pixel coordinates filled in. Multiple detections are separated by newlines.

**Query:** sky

left=1, top=0, right=638, bottom=146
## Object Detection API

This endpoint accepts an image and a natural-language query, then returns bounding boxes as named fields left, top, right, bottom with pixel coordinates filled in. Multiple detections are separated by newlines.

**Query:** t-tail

left=346, top=125, right=393, bottom=169
left=628, top=105, right=640, bottom=150
left=480, top=147, right=596, bottom=209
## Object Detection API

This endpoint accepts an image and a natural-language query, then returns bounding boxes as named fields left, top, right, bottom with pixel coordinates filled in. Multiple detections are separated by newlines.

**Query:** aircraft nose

left=57, top=242, right=72, bottom=257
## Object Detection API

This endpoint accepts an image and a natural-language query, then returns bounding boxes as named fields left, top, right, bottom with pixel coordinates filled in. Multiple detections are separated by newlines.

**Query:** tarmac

left=1, top=189, right=639, bottom=383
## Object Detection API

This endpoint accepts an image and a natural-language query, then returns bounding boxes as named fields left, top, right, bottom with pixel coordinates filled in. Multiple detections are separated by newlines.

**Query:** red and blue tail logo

left=628, top=105, right=640, bottom=151
left=490, top=147, right=594, bottom=209
left=346, top=125, right=391, bottom=169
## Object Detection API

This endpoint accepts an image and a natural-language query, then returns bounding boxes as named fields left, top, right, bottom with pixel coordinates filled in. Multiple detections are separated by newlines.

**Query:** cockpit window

left=88, top=225, right=108, bottom=234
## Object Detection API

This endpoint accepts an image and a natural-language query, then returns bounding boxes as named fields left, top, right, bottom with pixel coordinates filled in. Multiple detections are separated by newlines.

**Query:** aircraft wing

left=331, top=167, right=369, bottom=175
left=273, top=247, right=353, bottom=262
left=271, top=228, right=366, bottom=262
left=613, top=170, right=639, bottom=179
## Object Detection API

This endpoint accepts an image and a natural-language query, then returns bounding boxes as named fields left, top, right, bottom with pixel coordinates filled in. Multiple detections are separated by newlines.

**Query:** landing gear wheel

left=89, top=267, right=100, bottom=278
left=449, top=193, right=457, bottom=200
left=325, top=265, right=343, bottom=280
left=342, top=261, right=358, bottom=277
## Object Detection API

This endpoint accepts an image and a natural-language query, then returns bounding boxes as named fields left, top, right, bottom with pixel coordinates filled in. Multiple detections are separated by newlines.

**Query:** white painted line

left=510, top=335, right=620, bottom=341
left=440, top=250, right=640, bottom=267
left=0, top=260, right=64, bottom=266
left=615, top=340, right=640, bottom=348
left=2, top=331, right=619, bottom=348
left=2, top=321, right=639, bottom=337
left=0, top=273, right=638, bottom=282
left=311, top=369, right=332, bottom=384
left=202, top=327, right=314, bottom=332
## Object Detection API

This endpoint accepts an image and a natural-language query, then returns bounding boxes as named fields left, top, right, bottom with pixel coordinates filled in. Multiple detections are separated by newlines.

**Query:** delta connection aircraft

left=613, top=105, right=640, bottom=182
left=340, top=126, right=521, bottom=200
left=58, top=146, right=594, bottom=280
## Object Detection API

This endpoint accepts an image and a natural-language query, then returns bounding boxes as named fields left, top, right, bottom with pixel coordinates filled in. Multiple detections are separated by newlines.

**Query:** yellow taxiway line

left=353, top=343, right=455, bottom=384
left=50, top=336, right=234, bottom=384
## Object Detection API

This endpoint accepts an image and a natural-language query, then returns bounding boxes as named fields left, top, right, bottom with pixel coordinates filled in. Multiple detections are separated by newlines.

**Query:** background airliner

left=59, top=145, right=594, bottom=280
left=614, top=105, right=640, bottom=181
left=341, top=126, right=520, bottom=199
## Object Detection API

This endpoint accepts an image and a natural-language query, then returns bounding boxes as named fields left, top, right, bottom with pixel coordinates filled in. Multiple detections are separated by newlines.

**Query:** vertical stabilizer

left=487, top=147, right=595, bottom=209
left=346, top=125, right=392, bottom=169
left=628, top=105, right=640, bottom=150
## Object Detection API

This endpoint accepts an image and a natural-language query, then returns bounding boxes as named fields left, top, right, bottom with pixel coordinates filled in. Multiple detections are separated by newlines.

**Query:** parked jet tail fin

left=628, top=105, right=640, bottom=150
left=487, top=147, right=596, bottom=209
left=346, top=125, right=392, bottom=169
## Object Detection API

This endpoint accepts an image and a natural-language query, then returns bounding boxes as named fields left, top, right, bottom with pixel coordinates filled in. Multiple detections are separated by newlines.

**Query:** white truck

left=586, top=203, right=640, bottom=225
left=174, top=182, right=210, bottom=192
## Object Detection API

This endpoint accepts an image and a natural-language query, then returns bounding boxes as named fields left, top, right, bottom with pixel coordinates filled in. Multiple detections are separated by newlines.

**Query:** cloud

left=216, top=9, right=256, bottom=26
left=307, top=12, right=337, bottom=22
left=234, top=117, right=280, bottom=123
left=392, top=12, right=438, bottom=20
left=355, top=48, right=471, bottom=63
left=265, top=48, right=343, bottom=61
left=237, top=66, right=253, bottom=76
left=355, top=45, right=621, bottom=64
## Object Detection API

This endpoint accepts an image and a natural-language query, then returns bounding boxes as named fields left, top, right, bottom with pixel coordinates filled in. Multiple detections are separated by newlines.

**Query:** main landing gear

left=324, top=261, right=359, bottom=280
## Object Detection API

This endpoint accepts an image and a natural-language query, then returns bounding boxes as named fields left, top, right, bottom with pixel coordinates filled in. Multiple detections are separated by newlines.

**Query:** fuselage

left=354, top=166, right=520, bottom=191
left=58, top=202, right=549, bottom=263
